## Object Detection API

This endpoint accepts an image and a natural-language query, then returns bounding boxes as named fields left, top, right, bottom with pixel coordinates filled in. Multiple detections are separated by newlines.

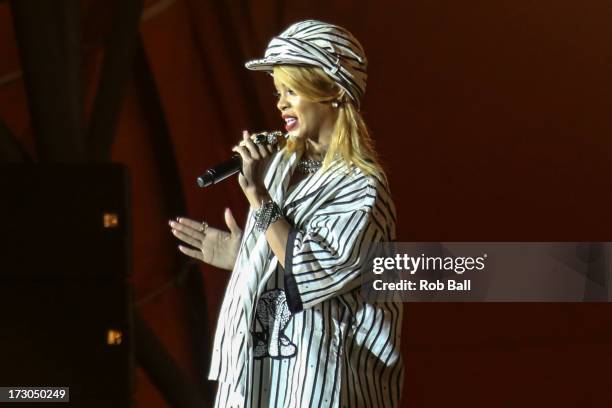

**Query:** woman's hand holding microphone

left=232, top=130, right=275, bottom=209
left=169, top=130, right=274, bottom=269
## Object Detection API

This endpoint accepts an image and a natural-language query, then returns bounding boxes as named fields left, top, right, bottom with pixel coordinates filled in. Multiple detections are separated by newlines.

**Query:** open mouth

left=284, top=117, right=298, bottom=132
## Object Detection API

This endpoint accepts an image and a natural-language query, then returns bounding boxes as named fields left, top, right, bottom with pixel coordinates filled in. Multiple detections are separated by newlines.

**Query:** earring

left=331, top=100, right=340, bottom=108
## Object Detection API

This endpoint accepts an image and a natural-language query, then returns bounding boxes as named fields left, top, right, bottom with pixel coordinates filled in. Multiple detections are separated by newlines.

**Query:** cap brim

left=245, top=57, right=322, bottom=72
left=245, top=57, right=279, bottom=72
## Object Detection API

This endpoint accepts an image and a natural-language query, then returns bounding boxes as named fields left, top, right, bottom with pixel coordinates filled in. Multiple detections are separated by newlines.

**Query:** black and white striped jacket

left=209, top=148, right=404, bottom=408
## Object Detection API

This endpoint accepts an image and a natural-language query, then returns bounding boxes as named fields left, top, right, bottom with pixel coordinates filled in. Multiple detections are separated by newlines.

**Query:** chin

left=288, top=129, right=304, bottom=140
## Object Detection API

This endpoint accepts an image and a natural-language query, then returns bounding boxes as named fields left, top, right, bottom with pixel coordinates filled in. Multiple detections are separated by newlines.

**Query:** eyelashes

left=273, top=89, right=296, bottom=99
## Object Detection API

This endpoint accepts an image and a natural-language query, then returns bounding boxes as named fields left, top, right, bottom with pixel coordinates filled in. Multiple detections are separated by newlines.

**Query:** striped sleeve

left=284, top=177, right=394, bottom=313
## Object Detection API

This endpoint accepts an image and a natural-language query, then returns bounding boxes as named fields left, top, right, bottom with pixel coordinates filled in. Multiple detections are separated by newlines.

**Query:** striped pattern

left=245, top=20, right=368, bottom=108
left=209, top=150, right=403, bottom=407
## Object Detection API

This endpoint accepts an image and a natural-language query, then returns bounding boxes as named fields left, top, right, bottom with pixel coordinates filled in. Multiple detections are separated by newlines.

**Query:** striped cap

left=245, top=20, right=368, bottom=108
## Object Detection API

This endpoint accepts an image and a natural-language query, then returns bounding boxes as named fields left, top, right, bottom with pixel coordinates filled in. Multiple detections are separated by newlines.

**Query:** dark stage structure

left=1, top=1, right=210, bottom=406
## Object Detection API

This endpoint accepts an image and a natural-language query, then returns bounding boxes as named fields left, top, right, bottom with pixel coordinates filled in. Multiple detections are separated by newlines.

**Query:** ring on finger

left=201, top=221, right=208, bottom=233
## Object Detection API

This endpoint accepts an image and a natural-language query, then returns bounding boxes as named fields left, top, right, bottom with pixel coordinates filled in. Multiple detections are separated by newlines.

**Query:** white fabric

left=209, top=150, right=403, bottom=407
left=245, top=20, right=368, bottom=108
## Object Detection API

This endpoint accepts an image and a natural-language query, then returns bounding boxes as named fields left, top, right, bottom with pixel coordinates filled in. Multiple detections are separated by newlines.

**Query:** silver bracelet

left=254, top=200, right=283, bottom=232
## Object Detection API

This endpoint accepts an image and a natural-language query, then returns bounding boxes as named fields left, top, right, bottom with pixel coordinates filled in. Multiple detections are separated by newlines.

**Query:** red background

left=1, top=0, right=611, bottom=406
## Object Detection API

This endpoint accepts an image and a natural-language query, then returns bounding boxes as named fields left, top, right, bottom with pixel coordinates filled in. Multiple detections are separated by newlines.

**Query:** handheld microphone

left=196, top=131, right=286, bottom=188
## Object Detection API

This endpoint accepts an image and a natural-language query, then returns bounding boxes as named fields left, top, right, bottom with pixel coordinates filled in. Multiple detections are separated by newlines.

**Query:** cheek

left=298, top=107, right=315, bottom=125
left=299, top=113, right=312, bottom=131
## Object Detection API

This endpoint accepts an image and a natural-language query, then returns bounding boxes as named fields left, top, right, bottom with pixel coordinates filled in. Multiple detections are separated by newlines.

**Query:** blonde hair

left=273, top=66, right=383, bottom=178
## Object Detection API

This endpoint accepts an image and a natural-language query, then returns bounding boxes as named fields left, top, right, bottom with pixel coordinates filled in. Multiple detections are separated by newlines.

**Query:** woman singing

left=169, top=20, right=403, bottom=408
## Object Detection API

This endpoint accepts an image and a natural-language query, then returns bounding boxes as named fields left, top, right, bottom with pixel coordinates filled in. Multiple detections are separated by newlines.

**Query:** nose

left=277, top=92, right=289, bottom=112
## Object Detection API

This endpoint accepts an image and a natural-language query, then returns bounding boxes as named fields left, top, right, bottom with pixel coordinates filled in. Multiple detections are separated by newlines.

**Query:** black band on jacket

left=284, top=227, right=303, bottom=314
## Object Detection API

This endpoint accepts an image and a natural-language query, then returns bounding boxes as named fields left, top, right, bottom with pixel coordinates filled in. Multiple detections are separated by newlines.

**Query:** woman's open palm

left=169, top=208, right=242, bottom=271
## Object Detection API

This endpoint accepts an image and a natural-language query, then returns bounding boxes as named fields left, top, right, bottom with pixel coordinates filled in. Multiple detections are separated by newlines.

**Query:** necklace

left=296, top=158, right=322, bottom=175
